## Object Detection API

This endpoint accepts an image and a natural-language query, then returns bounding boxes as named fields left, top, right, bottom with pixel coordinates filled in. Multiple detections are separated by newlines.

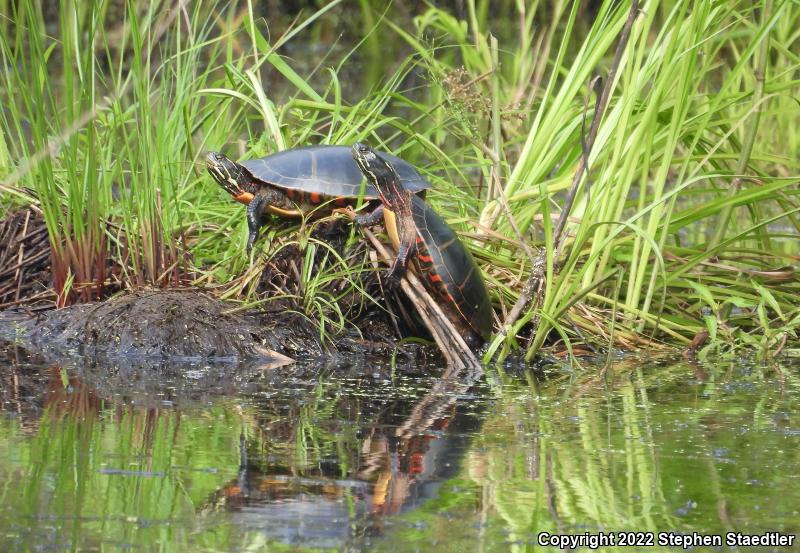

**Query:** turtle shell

left=240, top=145, right=430, bottom=198
left=408, top=195, right=492, bottom=341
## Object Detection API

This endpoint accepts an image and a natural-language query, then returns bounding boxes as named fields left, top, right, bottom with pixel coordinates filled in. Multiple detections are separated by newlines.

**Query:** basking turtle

left=205, top=145, right=430, bottom=251
left=350, top=143, right=493, bottom=346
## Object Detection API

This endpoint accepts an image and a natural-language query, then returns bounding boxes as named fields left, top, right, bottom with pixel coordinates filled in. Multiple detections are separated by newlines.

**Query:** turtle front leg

left=355, top=204, right=384, bottom=227
left=246, top=192, right=270, bottom=252
left=385, top=217, right=417, bottom=287
left=334, top=204, right=383, bottom=226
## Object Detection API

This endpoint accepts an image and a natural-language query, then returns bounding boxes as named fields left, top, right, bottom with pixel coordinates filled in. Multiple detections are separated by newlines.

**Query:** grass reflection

left=0, top=368, right=244, bottom=551
left=374, top=359, right=800, bottom=552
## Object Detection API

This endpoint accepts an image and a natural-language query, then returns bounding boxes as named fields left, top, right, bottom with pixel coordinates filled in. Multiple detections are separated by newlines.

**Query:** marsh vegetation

left=1, top=1, right=799, bottom=357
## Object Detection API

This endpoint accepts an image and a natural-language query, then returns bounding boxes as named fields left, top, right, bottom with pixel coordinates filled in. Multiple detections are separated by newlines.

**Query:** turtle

left=350, top=142, right=493, bottom=346
left=205, top=145, right=430, bottom=251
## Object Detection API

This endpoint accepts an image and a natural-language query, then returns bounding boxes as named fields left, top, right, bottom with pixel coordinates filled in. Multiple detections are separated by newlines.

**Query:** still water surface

left=0, top=345, right=798, bottom=552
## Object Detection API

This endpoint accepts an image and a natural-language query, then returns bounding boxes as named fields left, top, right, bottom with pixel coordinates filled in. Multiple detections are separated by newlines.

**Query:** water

left=1, top=345, right=798, bottom=552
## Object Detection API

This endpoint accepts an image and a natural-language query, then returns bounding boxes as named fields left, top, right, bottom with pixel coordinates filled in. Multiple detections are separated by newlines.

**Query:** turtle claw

left=246, top=230, right=258, bottom=253
left=382, top=263, right=406, bottom=291
left=383, top=270, right=401, bottom=291
left=333, top=206, right=358, bottom=221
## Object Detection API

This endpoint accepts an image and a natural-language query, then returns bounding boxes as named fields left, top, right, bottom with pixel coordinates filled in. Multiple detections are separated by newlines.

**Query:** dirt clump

left=3, top=289, right=320, bottom=360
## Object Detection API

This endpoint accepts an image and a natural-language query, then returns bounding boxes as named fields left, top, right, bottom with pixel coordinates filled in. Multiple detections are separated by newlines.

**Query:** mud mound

left=12, top=289, right=318, bottom=360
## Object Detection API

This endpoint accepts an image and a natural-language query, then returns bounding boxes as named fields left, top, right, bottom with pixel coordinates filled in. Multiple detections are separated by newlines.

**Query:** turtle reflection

left=200, top=366, right=486, bottom=546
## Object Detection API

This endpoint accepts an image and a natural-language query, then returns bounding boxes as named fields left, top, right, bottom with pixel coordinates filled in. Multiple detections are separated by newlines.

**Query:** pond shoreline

left=0, top=288, right=420, bottom=366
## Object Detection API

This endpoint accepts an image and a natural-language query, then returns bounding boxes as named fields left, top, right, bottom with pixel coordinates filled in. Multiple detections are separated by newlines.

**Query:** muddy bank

left=0, top=207, right=415, bottom=361
left=0, top=288, right=422, bottom=367
left=0, top=289, right=317, bottom=361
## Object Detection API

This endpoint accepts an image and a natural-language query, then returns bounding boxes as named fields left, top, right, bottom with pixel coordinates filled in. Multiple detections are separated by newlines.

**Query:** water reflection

left=0, top=345, right=489, bottom=551
left=1, top=345, right=799, bottom=552
left=197, top=364, right=485, bottom=548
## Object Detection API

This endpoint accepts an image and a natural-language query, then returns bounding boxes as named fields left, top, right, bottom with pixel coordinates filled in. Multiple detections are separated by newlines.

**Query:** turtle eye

left=359, top=144, right=369, bottom=153
left=215, top=153, right=224, bottom=161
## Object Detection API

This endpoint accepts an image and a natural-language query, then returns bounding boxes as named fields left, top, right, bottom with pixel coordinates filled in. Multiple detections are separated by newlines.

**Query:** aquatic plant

left=0, top=0, right=798, bottom=358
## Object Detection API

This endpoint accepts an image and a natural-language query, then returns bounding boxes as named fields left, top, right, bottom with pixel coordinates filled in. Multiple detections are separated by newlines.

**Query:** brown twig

left=368, top=249, right=404, bottom=339
left=0, top=207, right=54, bottom=308
left=500, top=0, right=640, bottom=342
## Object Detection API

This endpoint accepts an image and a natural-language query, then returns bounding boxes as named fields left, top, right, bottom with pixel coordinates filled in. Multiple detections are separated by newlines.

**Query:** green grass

left=0, top=0, right=798, bottom=359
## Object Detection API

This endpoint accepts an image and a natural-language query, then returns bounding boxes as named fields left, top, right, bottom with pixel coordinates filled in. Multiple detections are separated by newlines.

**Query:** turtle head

left=205, top=151, right=249, bottom=200
left=351, top=143, right=405, bottom=207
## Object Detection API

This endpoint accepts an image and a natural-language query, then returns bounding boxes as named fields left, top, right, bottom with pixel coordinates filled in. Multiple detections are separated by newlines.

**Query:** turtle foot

left=382, top=268, right=404, bottom=291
